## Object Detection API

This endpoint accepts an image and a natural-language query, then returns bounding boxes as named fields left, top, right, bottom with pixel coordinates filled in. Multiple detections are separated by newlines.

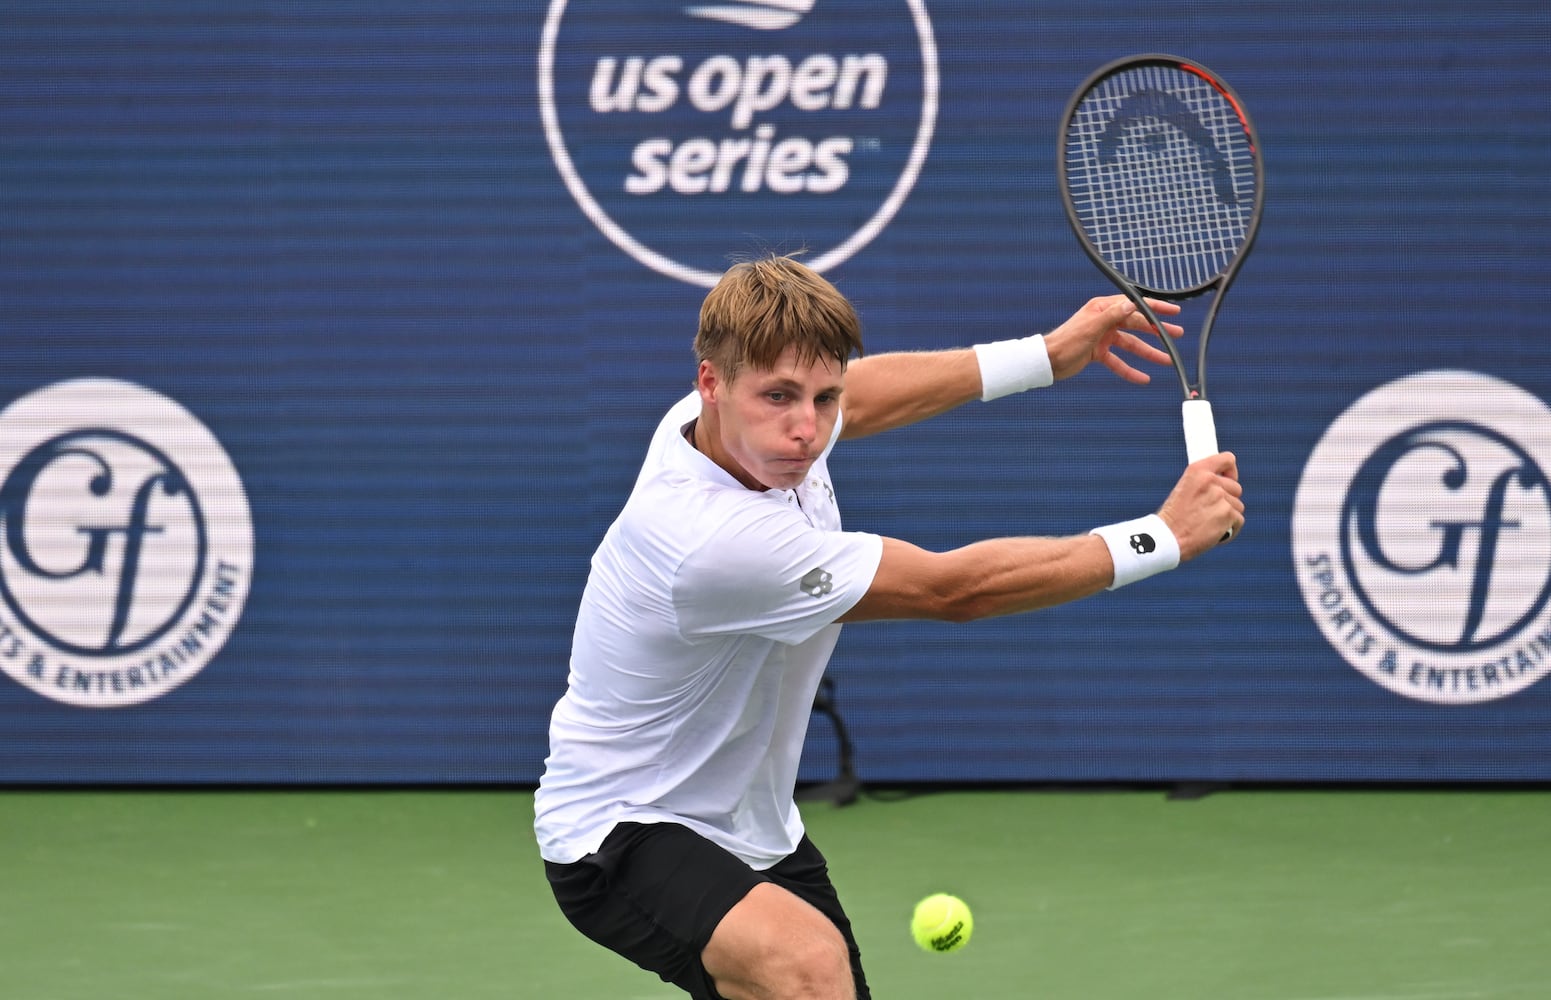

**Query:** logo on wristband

left=1129, top=533, right=1156, bottom=555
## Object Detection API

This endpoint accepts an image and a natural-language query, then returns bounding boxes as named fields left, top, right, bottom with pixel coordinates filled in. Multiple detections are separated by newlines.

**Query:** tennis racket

left=1058, top=53, right=1264, bottom=464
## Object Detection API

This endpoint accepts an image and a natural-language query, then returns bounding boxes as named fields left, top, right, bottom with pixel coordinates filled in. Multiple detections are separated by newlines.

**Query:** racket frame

left=1056, top=53, right=1265, bottom=409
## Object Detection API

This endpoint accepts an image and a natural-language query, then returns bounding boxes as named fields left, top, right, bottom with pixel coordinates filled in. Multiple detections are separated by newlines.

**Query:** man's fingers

left=1124, top=315, right=1184, bottom=338
left=1115, top=331, right=1173, bottom=364
left=1100, top=351, right=1151, bottom=385
left=1196, top=450, right=1238, bottom=478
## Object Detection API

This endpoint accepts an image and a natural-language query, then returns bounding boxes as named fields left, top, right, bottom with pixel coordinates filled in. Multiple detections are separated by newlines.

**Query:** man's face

left=702, top=345, right=845, bottom=492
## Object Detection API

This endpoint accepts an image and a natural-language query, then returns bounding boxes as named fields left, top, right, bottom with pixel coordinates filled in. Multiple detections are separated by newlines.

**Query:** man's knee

left=756, top=921, right=850, bottom=997
left=704, top=883, right=855, bottom=999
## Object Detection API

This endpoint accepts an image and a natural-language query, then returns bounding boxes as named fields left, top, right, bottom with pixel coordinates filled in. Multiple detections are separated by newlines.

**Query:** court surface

left=4, top=787, right=1547, bottom=999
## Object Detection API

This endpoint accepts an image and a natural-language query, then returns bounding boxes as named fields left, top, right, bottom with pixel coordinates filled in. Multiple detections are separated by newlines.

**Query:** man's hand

left=1045, top=294, right=1184, bottom=383
left=1158, top=452, right=1245, bottom=561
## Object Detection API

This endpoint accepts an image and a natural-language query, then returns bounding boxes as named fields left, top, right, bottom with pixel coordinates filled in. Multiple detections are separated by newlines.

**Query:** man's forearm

left=840, top=333, right=1052, bottom=440
left=839, top=349, right=984, bottom=439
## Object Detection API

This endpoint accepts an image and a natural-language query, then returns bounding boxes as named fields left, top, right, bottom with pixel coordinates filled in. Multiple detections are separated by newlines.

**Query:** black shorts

left=544, top=822, right=870, bottom=1000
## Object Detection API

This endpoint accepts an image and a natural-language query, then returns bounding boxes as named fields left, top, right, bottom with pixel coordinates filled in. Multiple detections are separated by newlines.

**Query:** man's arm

left=840, top=295, right=1182, bottom=440
left=837, top=348, right=983, bottom=440
left=837, top=532, right=1114, bottom=623
left=837, top=452, right=1244, bottom=622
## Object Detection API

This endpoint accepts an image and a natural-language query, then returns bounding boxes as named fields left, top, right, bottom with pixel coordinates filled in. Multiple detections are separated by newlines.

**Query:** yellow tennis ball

left=911, top=893, right=973, bottom=954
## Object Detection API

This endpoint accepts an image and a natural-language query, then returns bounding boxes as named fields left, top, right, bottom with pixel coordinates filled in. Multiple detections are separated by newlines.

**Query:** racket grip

left=1182, top=399, right=1219, bottom=464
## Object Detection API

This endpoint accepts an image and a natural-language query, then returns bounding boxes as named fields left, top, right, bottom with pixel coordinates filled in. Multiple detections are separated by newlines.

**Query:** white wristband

left=972, top=334, right=1053, bottom=401
left=1090, top=514, right=1180, bottom=590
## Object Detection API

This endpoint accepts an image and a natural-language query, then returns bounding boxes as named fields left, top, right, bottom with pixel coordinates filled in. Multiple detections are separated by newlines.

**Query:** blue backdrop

left=2, top=1, right=1548, bottom=783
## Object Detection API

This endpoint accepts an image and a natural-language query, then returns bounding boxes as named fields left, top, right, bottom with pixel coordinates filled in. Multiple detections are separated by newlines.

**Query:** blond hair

left=694, top=254, right=863, bottom=381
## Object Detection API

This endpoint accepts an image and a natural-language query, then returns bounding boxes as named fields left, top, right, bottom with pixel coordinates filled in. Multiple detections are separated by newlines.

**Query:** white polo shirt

left=534, top=392, right=883, bottom=870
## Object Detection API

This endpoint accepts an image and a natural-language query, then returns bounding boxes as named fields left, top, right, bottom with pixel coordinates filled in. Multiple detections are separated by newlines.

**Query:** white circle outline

left=0, top=379, right=254, bottom=708
left=1290, top=369, right=1551, bottom=705
left=538, top=0, right=939, bottom=287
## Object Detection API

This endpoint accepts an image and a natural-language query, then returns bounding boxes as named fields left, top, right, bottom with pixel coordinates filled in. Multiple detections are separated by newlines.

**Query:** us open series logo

left=539, top=0, right=939, bottom=286
left=1291, top=371, right=1551, bottom=705
left=0, top=380, right=253, bottom=708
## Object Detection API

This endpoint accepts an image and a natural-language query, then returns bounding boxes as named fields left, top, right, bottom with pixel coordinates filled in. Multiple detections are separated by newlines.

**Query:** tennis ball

left=910, top=893, right=973, bottom=954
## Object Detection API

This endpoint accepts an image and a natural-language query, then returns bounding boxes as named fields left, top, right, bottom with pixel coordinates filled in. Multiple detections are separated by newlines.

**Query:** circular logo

left=1292, top=370, right=1551, bottom=704
left=0, top=380, right=254, bottom=707
left=539, top=0, right=939, bottom=286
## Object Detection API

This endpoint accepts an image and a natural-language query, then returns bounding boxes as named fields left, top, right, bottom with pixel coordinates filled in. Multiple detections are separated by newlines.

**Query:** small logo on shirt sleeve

left=800, top=567, right=834, bottom=598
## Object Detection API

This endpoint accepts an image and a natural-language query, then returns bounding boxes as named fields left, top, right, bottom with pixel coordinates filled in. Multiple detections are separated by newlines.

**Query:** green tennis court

left=4, top=788, right=1547, bottom=999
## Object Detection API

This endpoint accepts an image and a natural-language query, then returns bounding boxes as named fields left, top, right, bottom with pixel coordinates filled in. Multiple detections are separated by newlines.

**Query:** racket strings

left=1064, top=64, right=1257, bottom=295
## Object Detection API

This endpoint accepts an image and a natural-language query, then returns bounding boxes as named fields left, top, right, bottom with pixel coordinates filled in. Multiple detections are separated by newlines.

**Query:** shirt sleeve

left=674, top=503, right=883, bottom=646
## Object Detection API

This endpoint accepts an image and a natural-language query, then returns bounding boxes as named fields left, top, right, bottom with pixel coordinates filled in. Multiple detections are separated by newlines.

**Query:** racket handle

left=1182, top=398, right=1219, bottom=464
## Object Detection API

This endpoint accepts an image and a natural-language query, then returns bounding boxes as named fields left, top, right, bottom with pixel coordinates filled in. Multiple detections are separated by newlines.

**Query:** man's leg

left=701, top=881, right=855, bottom=1000
left=762, top=835, right=871, bottom=999
left=546, top=822, right=855, bottom=999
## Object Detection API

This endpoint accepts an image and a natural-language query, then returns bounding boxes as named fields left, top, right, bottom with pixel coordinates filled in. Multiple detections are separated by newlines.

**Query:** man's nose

left=791, top=402, right=817, bottom=441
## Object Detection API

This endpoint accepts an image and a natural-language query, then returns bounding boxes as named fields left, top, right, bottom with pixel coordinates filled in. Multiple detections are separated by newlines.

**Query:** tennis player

left=535, top=253, right=1244, bottom=1000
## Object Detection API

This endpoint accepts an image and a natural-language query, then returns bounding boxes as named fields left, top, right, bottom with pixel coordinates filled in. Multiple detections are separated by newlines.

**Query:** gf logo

left=1292, top=371, right=1551, bottom=704
left=0, top=430, right=205, bottom=657
left=0, top=380, right=253, bottom=708
left=1342, top=421, right=1549, bottom=653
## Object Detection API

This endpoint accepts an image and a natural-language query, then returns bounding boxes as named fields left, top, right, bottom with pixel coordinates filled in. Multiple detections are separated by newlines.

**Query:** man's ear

left=695, top=359, right=721, bottom=403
